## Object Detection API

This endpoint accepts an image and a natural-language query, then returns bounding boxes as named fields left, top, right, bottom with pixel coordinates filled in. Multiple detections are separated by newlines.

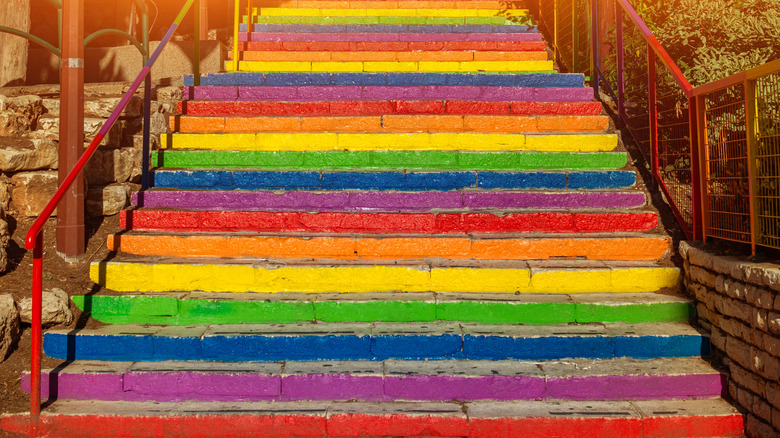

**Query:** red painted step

left=121, top=210, right=659, bottom=234
left=179, top=100, right=604, bottom=117
left=240, top=40, right=547, bottom=52
left=0, top=399, right=745, bottom=438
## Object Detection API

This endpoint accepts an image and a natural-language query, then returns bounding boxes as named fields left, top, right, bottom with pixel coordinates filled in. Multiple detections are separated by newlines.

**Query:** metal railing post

left=233, top=0, right=240, bottom=72
left=142, top=2, right=151, bottom=191
left=689, top=96, right=703, bottom=241
left=589, top=0, right=599, bottom=92
left=572, top=0, right=579, bottom=72
left=745, top=79, right=759, bottom=254
left=29, top=233, right=43, bottom=435
left=194, top=0, right=201, bottom=86
left=615, top=0, right=625, bottom=124
left=647, top=45, right=659, bottom=191
left=696, top=94, right=710, bottom=244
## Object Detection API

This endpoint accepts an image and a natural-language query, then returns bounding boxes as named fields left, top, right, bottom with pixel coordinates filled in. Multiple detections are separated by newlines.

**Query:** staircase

left=3, top=1, right=746, bottom=437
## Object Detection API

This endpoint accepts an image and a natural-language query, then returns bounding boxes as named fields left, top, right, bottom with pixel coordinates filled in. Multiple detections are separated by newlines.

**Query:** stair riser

left=238, top=41, right=547, bottom=51
left=245, top=8, right=528, bottom=18
left=72, top=295, right=692, bottom=326
left=162, top=133, right=617, bottom=152
left=247, top=17, right=523, bottom=26
left=153, top=150, right=625, bottom=171
left=233, top=52, right=547, bottom=63
left=132, top=191, right=646, bottom=212
left=247, top=1, right=529, bottom=9
left=109, top=235, right=667, bottom=261
left=91, top=263, right=680, bottom=294
left=229, top=60, right=553, bottom=72
left=184, top=73, right=584, bottom=88
left=22, top=372, right=723, bottom=402
left=238, top=24, right=536, bottom=35
left=171, top=115, right=608, bottom=134
left=184, top=86, right=590, bottom=102
left=121, top=211, right=658, bottom=234
left=178, top=101, right=604, bottom=117
left=243, top=31, right=542, bottom=42
left=0, top=411, right=746, bottom=438
left=150, top=171, right=636, bottom=191
left=42, top=333, right=709, bottom=362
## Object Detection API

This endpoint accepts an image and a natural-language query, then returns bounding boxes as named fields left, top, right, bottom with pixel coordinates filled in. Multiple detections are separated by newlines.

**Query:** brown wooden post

left=58, top=0, right=85, bottom=260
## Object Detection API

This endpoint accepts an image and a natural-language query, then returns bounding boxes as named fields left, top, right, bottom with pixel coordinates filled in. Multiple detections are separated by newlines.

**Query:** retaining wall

left=680, top=241, right=780, bottom=438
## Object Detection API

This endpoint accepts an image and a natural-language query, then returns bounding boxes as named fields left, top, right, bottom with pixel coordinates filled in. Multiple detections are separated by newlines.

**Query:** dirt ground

left=0, top=214, right=120, bottom=415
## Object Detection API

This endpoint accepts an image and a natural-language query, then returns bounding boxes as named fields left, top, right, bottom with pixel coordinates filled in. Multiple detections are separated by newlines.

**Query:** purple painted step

left=245, top=32, right=543, bottom=42
left=132, top=190, right=647, bottom=211
left=22, top=360, right=725, bottom=403
left=183, top=86, right=594, bottom=103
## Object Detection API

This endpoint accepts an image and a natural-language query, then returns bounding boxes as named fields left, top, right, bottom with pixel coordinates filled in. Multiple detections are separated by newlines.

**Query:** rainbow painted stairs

left=3, top=1, right=747, bottom=437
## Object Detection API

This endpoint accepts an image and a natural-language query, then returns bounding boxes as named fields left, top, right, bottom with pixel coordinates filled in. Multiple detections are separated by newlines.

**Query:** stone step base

left=107, top=233, right=668, bottom=261
left=42, top=321, right=706, bottom=362
left=120, top=210, right=658, bottom=234
left=21, top=357, right=723, bottom=402
left=89, top=259, right=680, bottom=294
left=72, top=292, right=692, bottom=326
left=0, top=399, right=744, bottom=437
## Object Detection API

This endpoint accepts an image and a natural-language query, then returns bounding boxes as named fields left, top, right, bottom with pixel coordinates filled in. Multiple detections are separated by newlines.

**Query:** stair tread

left=45, top=321, right=701, bottom=337
left=34, top=357, right=720, bottom=378
left=75, top=291, right=691, bottom=304
left=34, top=398, right=741, bottom=418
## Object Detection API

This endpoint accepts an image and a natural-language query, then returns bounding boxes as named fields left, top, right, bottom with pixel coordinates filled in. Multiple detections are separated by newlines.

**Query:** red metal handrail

left=23, top=0, right=197, bottom=433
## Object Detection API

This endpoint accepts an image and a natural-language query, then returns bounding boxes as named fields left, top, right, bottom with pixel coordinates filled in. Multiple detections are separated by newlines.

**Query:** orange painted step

left=170, top=115, right=610, bottom=134
left=233, top=51, right=548, bottom=62
left=108, top=234, right=671, bottom=262
left=240, top=41, right=547, bottom=52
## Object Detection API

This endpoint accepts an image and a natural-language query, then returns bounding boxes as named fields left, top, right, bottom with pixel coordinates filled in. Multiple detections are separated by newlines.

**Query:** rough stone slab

left=0, top=294, right=20, bottom=361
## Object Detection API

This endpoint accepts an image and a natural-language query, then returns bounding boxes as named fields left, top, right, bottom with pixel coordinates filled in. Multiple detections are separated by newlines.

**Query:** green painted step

left=73, top=293, right=692, bottom=326
left=152, top=150, right=628, bottom=171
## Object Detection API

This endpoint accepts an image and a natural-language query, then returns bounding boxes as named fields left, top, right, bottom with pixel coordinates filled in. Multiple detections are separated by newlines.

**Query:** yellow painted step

left=251, top=8, right=528, bottom=17
left=90, top=261, right=681, bottom=294
left=226, top=60, right=555, bottom=73
left=160, top=133, right=619, bottom=152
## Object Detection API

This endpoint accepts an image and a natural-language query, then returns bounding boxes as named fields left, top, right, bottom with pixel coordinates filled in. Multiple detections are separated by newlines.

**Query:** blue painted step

left=240, top=24, right=537, bottom=33
left=43, top=322, right=711, bottom=362
left=150, top=170, right=637, bottom=191
left=183, top=73, right=585, bottom=87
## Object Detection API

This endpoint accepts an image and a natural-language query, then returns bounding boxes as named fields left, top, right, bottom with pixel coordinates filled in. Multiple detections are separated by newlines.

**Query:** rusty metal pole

left=58, top=0, right=85, bottom=260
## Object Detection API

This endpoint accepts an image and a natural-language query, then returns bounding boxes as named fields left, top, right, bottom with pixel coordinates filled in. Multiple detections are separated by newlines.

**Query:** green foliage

left=634, top=0, right=780, bottom=85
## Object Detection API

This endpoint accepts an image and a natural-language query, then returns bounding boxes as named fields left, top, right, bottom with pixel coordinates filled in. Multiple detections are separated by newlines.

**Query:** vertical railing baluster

left=696, top=94, right=710, bottom=244
left=745, top=79, right=759, bottom=255
left=142, top=4, right=151, bottom=191
left=616, top=0, right=625, bottom=125
left=194, top=0, right=201, bottom=86
left=233, top=0, right=240, bottom=72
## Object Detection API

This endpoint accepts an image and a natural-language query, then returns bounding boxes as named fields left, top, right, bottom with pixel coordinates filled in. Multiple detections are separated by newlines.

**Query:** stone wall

left=0, top=0, right=31, bottom=87
left=680, top=241, right=780, bottom=438
left=0, top=91, right=178, bottom=224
